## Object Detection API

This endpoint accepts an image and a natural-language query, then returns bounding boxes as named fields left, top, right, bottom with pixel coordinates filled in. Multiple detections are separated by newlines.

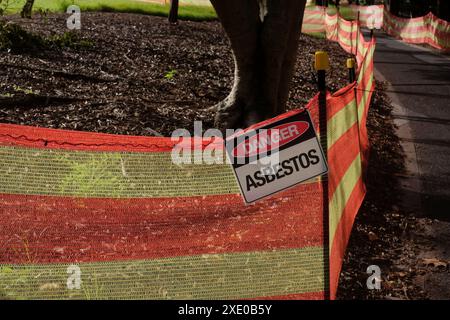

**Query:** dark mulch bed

left=0, top=12, right=426, bottom=299
left=0, top=12, right=348, bottom=136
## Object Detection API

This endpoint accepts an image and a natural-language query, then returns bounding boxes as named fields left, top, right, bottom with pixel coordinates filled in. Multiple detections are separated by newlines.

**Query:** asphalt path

left=369, top=30, right=450, bottom=299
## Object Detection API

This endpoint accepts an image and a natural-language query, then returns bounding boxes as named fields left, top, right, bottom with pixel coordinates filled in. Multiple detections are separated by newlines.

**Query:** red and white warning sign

left=225, top=109, right=328, bottom=203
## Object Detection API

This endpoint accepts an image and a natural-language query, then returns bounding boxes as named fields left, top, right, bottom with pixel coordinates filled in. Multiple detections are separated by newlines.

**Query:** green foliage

left=48, top=31, right=94, bottom=49
left=0, top=20, right=46, bottom=52
left=58, top=153, right=126, bottom=197
left=307, top=32, right=326, bottom=39
left=164, top=69, right=177, bottom=80
left=4, top=0, right=217, bottom=21
left=0, top=0, right=21, bottom=16
left=36, top=7, right=50, bottom=22
left=0, top=20, right=93, bottom=52
left=326, top=4, right=357, bottom=21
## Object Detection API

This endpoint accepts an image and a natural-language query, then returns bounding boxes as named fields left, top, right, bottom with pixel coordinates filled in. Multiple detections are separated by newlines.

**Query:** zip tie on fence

left=0, top=132, right=216, bottom=150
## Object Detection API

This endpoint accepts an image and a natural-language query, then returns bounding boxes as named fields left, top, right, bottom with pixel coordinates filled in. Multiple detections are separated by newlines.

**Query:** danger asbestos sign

left=225, top=109, right=328, bottom=204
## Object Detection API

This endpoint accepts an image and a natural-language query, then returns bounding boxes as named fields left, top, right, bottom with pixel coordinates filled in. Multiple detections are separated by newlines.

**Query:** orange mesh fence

left=318, top=10, right=376, bottom=298
left=99, top=2, right=450, bottom=51
left=0, top=8, right=375, bottom=300
left=327, top=38, right=375, bottom=300
left=302, top=6, right=327, bottom=34
left=324, top=12, right=368, bottom=67
left=302, top=5, right=449, bottom=51
left=383, top=8, right=450, bottom=51
left=349, top=4, right=384, bottom=29
left=0, top=121, right=327, bottom=300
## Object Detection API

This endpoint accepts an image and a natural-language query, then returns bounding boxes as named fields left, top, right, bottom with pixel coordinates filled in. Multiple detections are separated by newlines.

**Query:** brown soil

left=0, top=12, right=349, bottom=136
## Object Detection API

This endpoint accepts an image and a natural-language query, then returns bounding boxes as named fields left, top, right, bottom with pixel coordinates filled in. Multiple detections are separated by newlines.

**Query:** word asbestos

left=178, top=304, right=272, bottom=318
left=170, top=110, right=327, bottom=204
left=245, top=149, right=321, bottom=191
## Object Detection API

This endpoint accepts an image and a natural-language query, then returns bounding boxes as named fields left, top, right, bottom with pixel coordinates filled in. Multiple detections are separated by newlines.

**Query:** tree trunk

left=210, top=0, right=307, bottom=130
left=20, top=0, right=35, bottom=19
left=168, top=0, right=179, bottom=24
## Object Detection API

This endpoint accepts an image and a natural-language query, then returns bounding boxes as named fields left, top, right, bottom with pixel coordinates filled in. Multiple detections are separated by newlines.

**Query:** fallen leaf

left=421, top=258, right=447, bottom=268
left=368, top=231, right=379, bottom=241
left=53, top=247, right=65, bottom=254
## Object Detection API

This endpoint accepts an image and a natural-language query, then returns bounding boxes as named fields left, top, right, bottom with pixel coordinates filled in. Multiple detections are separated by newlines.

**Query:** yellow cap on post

left=346, top=58, right=356, bottom=69
left=314, top=51, right=330, bottom=71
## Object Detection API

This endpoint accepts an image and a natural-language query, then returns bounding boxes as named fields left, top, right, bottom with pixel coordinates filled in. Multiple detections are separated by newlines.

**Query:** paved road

left=370, top=30, right=450, bottom=299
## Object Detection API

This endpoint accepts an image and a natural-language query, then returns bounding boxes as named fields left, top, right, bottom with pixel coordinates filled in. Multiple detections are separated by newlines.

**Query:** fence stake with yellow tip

left=315, top=51, right=329, bottom=92
left=347, top=57, right=356, bottom=83
left=315, top=50, right=330, bottom=300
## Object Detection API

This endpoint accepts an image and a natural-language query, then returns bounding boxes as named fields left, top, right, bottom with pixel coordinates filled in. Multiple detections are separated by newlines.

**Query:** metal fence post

left=347, top=57, right=356, bottom=83
left=315, top=51, right=330, bottom=300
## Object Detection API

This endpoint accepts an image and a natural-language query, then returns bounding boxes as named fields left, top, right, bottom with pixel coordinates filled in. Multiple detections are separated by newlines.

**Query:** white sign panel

left=225, top=109, right=328, bottom=204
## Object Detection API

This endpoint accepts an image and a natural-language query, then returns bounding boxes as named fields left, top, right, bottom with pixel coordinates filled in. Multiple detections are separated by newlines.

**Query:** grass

left=328, top=5, right=357, bottom=21
left=1, top=1, right=358, bottom=24
left=1, top=0, right=218, bottom=21
left=306, top=3, right=357, bottom=21
left=307, top=32, right=326, bottom=39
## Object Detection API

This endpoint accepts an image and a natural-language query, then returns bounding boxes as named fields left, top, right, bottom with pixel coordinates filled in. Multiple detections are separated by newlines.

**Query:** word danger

left=246, top=149, right=320, bottom=191
left=232, top=121, right=308, bottom=159
left=171, top=121, right=282, bottom=166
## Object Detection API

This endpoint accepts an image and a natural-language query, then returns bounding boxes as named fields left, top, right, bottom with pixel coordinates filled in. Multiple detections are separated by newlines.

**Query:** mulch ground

left=0, top=12, right=349, bottom=136
left=0, top=12, right=428, bottom=299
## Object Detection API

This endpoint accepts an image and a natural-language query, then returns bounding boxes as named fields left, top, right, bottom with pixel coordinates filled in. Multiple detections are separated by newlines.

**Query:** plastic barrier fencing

left=302, top=5, right=384, bottom=31
left=0, top=124, right=329, bottom=300
left=349, top=4, right=384, bottom=29
left=302, top=5, right=449, bottom=51
left=318, top=11, right=375, bottom=299
left=302, top=6, right=327, bottom=34
left=129, top=2, right=450, bottom=50
left=0, top=11, right=374, bottom=300
left=383, top=8, right=450, bottom=51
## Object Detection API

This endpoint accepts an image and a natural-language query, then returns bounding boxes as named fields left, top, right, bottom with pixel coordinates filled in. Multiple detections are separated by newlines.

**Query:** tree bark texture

left=210, top=0, right=307, bottom=130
